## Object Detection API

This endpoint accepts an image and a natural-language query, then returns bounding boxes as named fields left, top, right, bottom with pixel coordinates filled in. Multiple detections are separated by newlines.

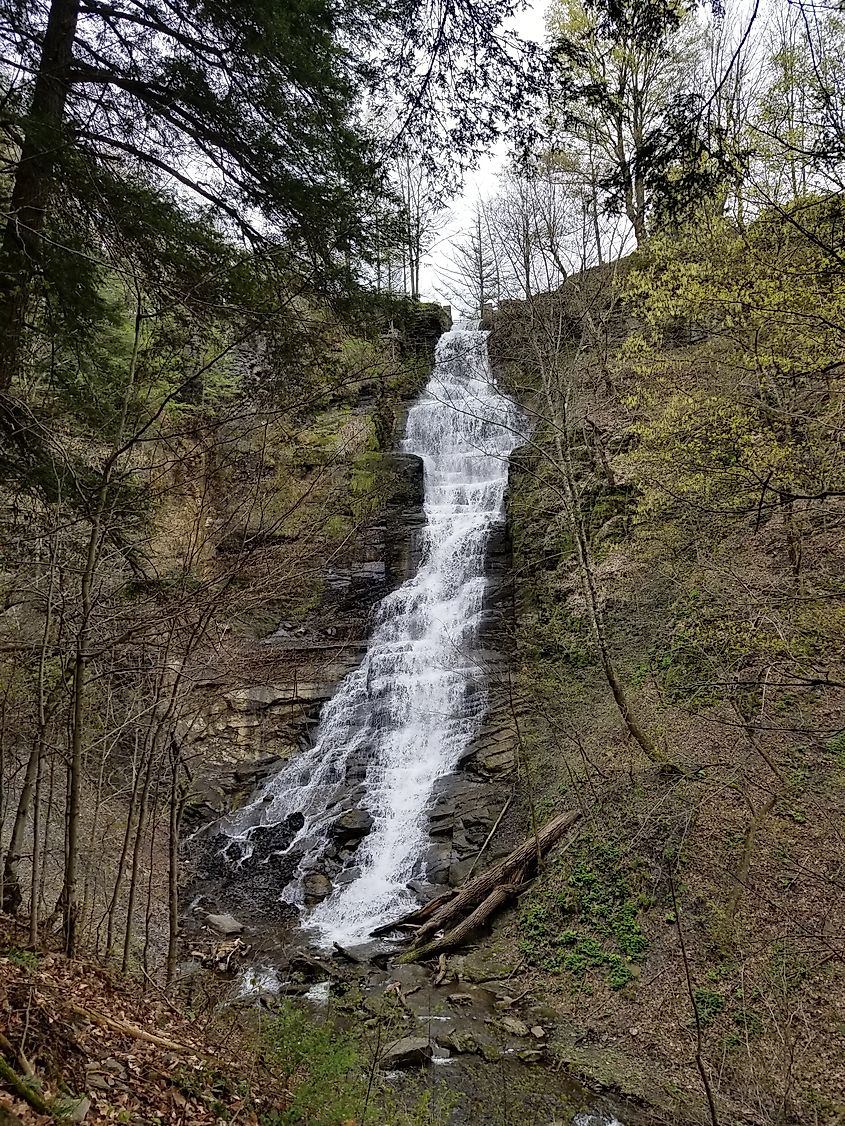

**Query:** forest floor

left=0, top=915, right=295, bottom=1125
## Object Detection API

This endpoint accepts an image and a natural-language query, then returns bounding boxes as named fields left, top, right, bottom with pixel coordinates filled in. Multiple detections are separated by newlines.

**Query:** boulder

left=498, top=1016, right=530, bottom=1037
left=444, top=1029, right=479, bottom=1055
left=453, top=950, right=516, bottom=983
left=206, top=912, right=244, bottom=935
left=447, top=992, right=474, bottom=1006
left=302, top=872, right=332, bottom=902
left=378, top=1036, right=434, bottom=1069
left=330, top=808, right=374, bottom=839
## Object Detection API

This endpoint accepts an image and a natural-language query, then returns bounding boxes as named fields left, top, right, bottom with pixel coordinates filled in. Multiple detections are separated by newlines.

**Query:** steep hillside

left=485, top=208, right=845, bottom=1124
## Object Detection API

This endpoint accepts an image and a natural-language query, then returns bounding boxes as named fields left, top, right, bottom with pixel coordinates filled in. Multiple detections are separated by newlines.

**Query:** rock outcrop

left=181, top=452, right=426, bottom=827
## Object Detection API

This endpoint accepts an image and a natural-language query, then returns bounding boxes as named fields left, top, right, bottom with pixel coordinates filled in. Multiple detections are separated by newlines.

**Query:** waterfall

left=225, top=325, right=525, bottom=946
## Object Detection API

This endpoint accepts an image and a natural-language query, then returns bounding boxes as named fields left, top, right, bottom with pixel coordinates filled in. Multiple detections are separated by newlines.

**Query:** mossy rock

left=551, top=1040, right=704, bottom=1122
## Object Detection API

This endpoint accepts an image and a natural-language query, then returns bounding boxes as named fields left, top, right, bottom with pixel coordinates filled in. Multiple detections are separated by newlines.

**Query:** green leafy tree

left=547, top=0, right=702, bottom=243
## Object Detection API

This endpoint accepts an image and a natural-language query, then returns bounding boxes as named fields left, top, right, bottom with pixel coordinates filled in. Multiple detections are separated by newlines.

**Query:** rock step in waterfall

left=224, top=325, right=526, bottom=946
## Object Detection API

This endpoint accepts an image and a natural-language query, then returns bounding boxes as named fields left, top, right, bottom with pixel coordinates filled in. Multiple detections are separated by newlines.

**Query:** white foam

left=238, top=966, right=280, bottom=999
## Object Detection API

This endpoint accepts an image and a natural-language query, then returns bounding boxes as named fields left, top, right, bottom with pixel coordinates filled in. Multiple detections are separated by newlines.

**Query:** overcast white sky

left=419, top=0, right=549, bottom=302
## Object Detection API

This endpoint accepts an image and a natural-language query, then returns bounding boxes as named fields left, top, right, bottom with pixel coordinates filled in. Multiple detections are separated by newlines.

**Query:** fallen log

left=370, top=888, right=457, bottom=937
left=398, top=879, right=530, bottom=963
left=65, top=1002, right=193, bottom=1055
left=406, top=809, right=580, bottom=950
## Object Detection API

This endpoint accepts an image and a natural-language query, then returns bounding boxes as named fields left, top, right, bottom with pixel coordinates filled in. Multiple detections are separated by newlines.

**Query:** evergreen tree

left=547, top=0, right=702, bottom=244
left=0, top=0, right=541, bottom=392
left=0, top=0, right=392, bottom=390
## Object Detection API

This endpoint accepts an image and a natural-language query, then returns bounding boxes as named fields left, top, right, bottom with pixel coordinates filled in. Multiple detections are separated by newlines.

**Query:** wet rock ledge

left=184, top=452, right=521, bottom=926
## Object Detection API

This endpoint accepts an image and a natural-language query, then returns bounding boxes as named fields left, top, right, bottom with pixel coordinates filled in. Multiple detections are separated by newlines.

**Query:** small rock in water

left=378, top=1036, right=434, bottom=1069
left=334, top=940, right=380, bottom=964
left=447, top=992, right=474, bottom=1006
left=206, top=912, right=244, bottom=935
left=517, top=1047, right=545, bottom=1064
left=335, top=866, right=361, bottom=885
left=444, top=1029, right=479, bottom=1055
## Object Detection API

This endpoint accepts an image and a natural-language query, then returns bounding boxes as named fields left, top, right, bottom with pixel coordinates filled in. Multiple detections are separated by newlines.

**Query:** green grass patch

left=518, top=838, right=650, bottom=990
left=3, top=946, right=40, bottom=972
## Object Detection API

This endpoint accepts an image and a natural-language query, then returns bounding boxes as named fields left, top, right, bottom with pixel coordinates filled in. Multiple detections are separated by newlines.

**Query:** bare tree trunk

left=121, top=740, right=157, bottom=973
left=166, top=744, right=182, bottom=987
left=559, top=415, right=667, bottom=766
left=142, top=761, right=164, bottom=974
left=105, top=726, right=145, bottom=956
left=3, top=753, right=39, bottom=913
left=29, top=746, right=44, bottom=947
left=2, top=533, right=56, bottom=915
left=40, top=748, right=57, bottom=917
left=780, top=495, right=802, bottom=577
left=64, top=518, right=99, bottom=955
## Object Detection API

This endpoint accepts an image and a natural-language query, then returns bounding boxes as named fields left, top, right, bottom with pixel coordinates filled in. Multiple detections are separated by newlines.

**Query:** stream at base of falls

left=221, top=324, right=526, bottom=945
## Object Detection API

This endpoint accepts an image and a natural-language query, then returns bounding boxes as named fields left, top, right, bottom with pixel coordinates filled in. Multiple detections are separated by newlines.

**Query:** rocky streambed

left=180, top=905, right=635, bottom=1126
left=180, top=713, right=633, bottom=1126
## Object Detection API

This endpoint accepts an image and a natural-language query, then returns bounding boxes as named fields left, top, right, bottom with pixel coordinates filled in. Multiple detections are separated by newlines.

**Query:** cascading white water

left=226, top=325, right=525, bottom=946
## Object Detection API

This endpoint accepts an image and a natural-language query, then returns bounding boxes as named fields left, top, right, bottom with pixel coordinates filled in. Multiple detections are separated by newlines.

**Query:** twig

left=433, top=953, right=448, bottom=987
left=669, top=866, right=720, bottom=1126
left=465, top=794, right=513, bottom=881
left=0, top=1029, right=34, bottom=1078
left=141, top=966, right=184, bottom=1017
